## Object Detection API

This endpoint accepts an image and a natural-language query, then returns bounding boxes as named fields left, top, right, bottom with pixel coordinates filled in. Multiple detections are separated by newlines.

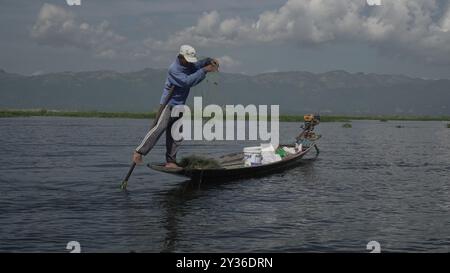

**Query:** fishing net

left=197, top=56, right=220, bottom=106
left=178, top=155, right=221, bottom=169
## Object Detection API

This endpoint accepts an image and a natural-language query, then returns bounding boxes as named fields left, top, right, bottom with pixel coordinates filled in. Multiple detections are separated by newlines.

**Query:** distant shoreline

left=1, top=109, right=450, bottom=122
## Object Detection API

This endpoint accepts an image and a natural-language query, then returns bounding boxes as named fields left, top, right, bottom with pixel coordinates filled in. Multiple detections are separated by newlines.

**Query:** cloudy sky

left=1, top=0, right=450, bottom=78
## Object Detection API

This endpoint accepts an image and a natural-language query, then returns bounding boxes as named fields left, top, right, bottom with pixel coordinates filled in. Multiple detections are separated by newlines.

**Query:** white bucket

left=243, top=146, right=262, bottom=166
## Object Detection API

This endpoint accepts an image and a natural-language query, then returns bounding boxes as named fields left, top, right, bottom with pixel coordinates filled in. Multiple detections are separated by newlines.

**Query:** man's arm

left=194, top=58, right=212, bottom=70
left=168, top=67, right=207, bottom=88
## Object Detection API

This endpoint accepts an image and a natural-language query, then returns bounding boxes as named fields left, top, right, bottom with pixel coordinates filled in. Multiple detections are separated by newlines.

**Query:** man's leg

left=135, top=105, right=172, bottom=156
left=165, top=115, right=183, bottom=164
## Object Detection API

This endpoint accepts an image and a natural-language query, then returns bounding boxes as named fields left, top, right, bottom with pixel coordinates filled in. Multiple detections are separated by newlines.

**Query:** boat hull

left=148, top=143, right=319, bottom=182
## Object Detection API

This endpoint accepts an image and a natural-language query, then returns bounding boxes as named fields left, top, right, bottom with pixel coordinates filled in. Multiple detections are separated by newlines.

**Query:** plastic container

left=261, top=143, right=282, bottom=164
left=276, top=148, right=287, bottom=158
left=295, top=143, right=303, bottom=152
left=260, top=143, right=275, bottom=152
left=282, top=146, right=297, bottom=155
left=243, top=146, right=262, bottom=166
left=262, top=152, right=282, bottom=164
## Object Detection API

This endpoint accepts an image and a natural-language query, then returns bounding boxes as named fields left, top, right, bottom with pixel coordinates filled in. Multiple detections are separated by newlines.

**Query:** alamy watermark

left=67, top=0, right=381, bottom=7
left=66, top=0, right=81, bottom=6
left=63, top=240, right=380, bottom=252
left=366, top=0, right=382, bottom=6
left=366, top=241, right=381, bottom=253
left=66, top=241, right=81, bottom=253
left=169, top=97, right=280, bottom=147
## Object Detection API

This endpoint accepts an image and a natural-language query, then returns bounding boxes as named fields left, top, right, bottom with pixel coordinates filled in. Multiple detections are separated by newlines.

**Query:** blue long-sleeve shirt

left=159, top=57, right=211, bottom=105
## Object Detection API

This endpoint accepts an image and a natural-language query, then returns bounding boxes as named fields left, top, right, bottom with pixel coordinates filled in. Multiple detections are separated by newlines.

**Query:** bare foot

left=133, top=152, right=143, bottom=164
left=165, top=162, right=181, bottom=169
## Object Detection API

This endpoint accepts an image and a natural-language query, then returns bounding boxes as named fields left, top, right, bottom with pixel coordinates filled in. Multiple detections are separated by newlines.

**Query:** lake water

left=0, top=117, right=449, bottom=252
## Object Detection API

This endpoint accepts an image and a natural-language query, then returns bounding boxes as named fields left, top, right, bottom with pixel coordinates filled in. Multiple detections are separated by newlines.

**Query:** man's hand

left=204, top=64, right=218, bottom=73
left=210, top=58, right=219, bottom=69
left=133, top=151, right=143, bottom=164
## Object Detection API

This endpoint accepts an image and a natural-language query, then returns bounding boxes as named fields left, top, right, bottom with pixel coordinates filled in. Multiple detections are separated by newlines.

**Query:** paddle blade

left=120, top=180, right=128, bottom=190
left=120, top=162, right=136, bottom=190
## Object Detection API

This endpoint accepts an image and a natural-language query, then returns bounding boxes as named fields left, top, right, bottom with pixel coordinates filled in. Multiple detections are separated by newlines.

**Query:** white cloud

left=148, top=0, right=450, bottom=64
left=31, top=3, right=125, bottom=58
left=144, top=11, right=250, bottom=51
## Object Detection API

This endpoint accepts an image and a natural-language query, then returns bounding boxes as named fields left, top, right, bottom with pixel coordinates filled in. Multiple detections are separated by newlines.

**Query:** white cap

left=179, top=44, right=198, bottom=63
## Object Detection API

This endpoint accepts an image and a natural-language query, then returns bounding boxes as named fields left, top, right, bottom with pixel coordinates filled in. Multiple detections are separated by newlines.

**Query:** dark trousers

left=135, top=105, right=182, bottom=163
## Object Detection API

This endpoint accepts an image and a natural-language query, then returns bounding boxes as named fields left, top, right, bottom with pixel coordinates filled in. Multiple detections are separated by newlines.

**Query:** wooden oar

left=120, top=162, right=136, bottom=190
left=120, top=85, right=175, bottom=190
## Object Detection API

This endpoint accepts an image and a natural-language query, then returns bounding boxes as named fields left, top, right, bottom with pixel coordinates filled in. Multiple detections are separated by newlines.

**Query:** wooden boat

left=149, top=114, right=321, bottom=182
left=148, top=141, right=320, bottom=182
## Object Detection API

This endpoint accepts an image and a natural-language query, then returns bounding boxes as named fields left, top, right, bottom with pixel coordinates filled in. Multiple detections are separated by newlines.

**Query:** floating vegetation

left=342, top=123, right=352, bottom=128
left=0, top=109, right=155, bottom=119
left=1, top=109, right=450, bottom=122
left=447, top=123, right=450, bottom=128
left=178, top=155, right=220, bottom=169
left=396, top=125, right=404, bottom=128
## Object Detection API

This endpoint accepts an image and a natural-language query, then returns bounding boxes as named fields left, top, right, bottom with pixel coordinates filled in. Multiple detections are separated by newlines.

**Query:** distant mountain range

left=1, top=68, right=449, bottom=115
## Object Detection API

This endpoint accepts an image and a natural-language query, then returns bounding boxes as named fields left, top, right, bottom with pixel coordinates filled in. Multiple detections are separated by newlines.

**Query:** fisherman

left=133, top=45, right=219, bottom=168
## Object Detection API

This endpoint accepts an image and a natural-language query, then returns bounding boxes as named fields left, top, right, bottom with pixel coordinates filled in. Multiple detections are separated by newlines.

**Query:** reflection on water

left=160, top=180, right=201, bottom=253
left=0, top=117, right=449, bottom=252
